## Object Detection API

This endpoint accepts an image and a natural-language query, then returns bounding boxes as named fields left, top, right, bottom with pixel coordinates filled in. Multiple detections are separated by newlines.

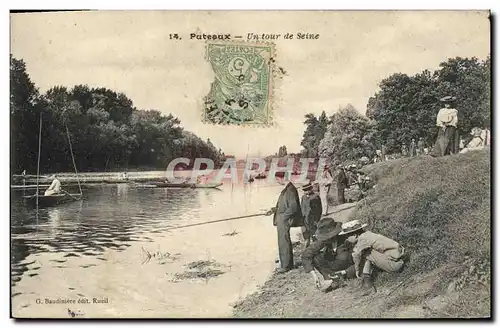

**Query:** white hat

left=338, top=219, right=368, bottom=235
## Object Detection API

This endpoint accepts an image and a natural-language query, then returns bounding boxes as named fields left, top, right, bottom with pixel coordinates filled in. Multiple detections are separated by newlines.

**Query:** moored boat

left=137, top=182, right=223, bottom=189
left=22, top=193, right=83, bottom=207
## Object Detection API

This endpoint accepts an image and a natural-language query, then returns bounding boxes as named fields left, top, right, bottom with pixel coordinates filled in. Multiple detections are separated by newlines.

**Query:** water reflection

left=11, top=180, right=283, bottom=288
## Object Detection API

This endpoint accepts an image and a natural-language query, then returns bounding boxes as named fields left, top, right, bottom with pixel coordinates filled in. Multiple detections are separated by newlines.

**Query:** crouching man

left=302, top=217, right=356, bottom=292
left=341, top=220, right=405, bottom=295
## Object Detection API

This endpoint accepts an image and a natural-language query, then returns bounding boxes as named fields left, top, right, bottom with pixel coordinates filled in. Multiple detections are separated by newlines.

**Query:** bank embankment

left=233, top=149, right=491, bottom=318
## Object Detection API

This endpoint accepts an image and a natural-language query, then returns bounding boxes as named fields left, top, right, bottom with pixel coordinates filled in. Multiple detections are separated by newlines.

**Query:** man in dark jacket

left=300, top=182, right=322, bottom=247
left=336, top=165, right=348, bottom=204
left=272, top=181, right=303, bottom=272
left=302, top=217, right=355, bottom=291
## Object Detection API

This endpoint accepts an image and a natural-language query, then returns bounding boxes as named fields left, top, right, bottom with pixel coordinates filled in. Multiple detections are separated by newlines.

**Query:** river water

left=11, top=175, right=305, bottom=318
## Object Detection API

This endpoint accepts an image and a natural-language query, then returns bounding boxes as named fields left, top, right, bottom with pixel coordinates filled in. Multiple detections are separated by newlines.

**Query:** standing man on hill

left=319, top=165, right=334, bottom=215
left=417, top=137, right=425, bottom=156
left=431, top=96, right=459, bottom=157
left=409, top=139, right=417, bottom=157
left=336, top=165, right=348, bottom=205
left=268, top=179, right=303, bottom=273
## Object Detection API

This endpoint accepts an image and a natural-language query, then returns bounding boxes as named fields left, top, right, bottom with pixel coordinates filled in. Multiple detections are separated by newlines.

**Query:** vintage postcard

left=10, top=10, right=491, bottom=319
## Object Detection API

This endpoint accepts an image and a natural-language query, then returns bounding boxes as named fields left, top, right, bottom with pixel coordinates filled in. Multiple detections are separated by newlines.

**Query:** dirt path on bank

left=232, top=202, right=490, bottom=318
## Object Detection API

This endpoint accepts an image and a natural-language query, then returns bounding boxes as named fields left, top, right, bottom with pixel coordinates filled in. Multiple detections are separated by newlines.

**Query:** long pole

left=165, top=213, right=268, bottom=231
left=65, top=122, right=82, bottom=196
left=36, top=113, right=42, bottom=210
left=164, top=202, right=358, bottom=232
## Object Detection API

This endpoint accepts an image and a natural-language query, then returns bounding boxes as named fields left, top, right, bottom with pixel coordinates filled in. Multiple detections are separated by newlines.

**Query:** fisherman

left=302, top=217, right=356, bottom=292
left=319, top=165, right=334, bottom=215
left=300, top=181, right=323, bottom=247
left=431, top=96, right=459, bottom=157
left=341, top=220, right=406, bottom=296
left=269, top=178, right=303, bottom=273
left=44, top=175, right=62, bottom=196
left=336, top=164, right=348, bottom=205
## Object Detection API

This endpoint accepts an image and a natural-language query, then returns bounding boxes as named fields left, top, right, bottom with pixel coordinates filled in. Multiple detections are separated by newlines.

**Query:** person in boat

left=44, top=175, right=62, bottom=196
left=342, top=220, right=406, bottom=296
left=303, top=217, right=356, bottom=292
left=300, top=181, right=323, bottom=247
left=431, top=96, right=459, bottom=157
left=267, top=178, right=303, bottom=273
left=196, top=175, right=208, bottom=184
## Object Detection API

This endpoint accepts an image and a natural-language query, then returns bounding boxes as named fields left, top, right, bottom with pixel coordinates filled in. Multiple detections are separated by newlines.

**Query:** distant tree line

left=300, top=56, right=491, bottom=164
left=10, top=55, right=225, bottom=174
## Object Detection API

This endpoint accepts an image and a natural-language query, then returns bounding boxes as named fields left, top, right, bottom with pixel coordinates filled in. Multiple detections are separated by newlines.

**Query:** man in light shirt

left=431, top=96, right=459, bottom=157
left=44, top=175, right=62, bottom=196
left=341, top=220, right=405, bottom=296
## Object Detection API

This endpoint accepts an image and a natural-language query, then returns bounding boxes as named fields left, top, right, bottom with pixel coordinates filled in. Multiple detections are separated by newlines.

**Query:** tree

left=318, top=104, right=375, bottom=164
left=10, top=56, right=40, bottom=173
left=300, top=111, right=328, bottom=158
left=10, top=55, right=226, bottom=173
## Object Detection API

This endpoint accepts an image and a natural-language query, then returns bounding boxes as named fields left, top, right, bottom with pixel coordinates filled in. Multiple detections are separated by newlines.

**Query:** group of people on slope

left=373, top=95, right=489, bottom=162
left=303, top=217, right=405, bottom=295
left=429, top=95, right=489, bottom=157
left=268, top=177, right=402, bottom=296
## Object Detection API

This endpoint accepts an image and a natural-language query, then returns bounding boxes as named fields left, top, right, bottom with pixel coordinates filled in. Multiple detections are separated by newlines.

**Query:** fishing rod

left=165, top=202, right=359, bottom=232
left=165, top=212, right=269, bottom=231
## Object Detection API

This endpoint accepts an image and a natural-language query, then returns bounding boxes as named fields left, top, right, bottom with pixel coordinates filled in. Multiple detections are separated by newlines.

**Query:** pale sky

left=10, top=11, right=490, bottom=158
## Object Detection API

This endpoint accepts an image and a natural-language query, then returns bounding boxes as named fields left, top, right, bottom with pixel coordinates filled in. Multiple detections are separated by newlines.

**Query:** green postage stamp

left=204, top=41, right=275, bottom=126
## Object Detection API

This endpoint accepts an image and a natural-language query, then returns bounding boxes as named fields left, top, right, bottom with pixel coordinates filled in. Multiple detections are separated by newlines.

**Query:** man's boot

left=361, top=273, right=376, bottom=296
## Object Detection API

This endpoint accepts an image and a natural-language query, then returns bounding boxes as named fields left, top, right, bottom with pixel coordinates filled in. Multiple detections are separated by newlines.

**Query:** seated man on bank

left=302, top=217, right=356, bottom=292
left=341, top=220, right=406, bottom=296
left=44, top=175, right=62, bottom=196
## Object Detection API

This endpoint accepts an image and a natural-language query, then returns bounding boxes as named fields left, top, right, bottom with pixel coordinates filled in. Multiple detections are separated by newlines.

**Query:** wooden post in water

left=36, top=113, right=42, bottom=211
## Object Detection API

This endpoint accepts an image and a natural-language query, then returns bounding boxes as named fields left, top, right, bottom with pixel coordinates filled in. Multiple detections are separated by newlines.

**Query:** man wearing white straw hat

left=341, top=220, right=406, bottom=295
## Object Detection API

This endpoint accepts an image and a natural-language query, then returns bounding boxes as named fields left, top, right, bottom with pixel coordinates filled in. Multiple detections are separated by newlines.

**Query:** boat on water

left=22, top=193, right=83, bottom=207
left=136, top=182, right=223, bottom=189
left=20, top=113, right=84, bottom=208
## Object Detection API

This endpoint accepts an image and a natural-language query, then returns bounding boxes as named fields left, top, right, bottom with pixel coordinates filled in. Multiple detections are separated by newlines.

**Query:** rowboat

left=20, top=113, right=84, bottom=208
left=137, top=182, right=223, bottom=189
left=22, top=193, right=83, bottom=207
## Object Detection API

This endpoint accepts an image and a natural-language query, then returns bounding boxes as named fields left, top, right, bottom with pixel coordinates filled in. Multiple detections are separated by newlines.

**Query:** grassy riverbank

left=233, top=149, right=491, bottom=318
